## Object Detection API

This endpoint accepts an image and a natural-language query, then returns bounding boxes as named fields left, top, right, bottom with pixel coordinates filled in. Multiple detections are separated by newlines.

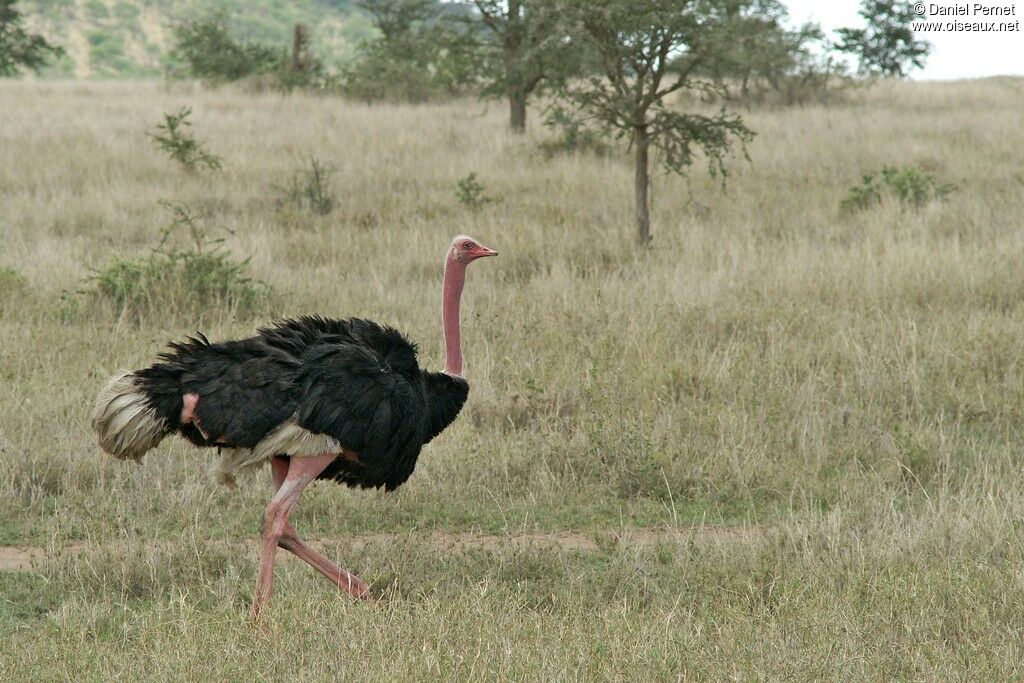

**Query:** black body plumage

left=132, top=316, right=469, bottom=490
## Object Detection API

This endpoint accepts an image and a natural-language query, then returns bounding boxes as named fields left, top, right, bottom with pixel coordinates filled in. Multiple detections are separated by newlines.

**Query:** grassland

left=1, top=78, right=1023, bottom=679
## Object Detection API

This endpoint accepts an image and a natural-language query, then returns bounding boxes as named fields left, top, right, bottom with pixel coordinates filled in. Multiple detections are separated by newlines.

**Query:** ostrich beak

left=476, top=244, right=498, bottom=258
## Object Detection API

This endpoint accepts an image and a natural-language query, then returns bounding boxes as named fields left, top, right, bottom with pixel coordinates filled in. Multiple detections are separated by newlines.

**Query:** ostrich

left=90, top=235, right=497, bottom=618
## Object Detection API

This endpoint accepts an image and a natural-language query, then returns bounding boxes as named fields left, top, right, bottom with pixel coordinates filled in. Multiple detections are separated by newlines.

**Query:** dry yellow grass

left=1, top=78, right=1024, bottom=678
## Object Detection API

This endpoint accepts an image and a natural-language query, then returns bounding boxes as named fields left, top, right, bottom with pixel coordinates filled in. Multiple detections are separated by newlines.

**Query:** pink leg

left=264, top=457, right=369, bottom=601
left=278, top=534, right=369, bottom=599
left=251, top=453, right=336, bottom=621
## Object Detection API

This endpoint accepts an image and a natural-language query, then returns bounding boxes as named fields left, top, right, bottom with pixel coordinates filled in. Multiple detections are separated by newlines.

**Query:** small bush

left=455, top=172, right=499, bottom=209
left=149, top=107, right=222, bottom=173
left=841, top=165, right=956, bottom=213
left=274, top=158, right=336, bottom=216
left=81, top=203, right=269, bottom=321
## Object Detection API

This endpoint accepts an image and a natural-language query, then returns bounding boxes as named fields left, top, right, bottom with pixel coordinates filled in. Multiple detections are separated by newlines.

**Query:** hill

left=21, top=0, right=377, bottom=78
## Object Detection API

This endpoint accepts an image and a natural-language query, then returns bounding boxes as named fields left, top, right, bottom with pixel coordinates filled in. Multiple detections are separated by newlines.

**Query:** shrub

left=80, top=203, right=270, bottom=321
left=841, top=165, right=956, bottom=213
left=274, top=157, right=336, bottom=216
left=455, top=172, right=499, bottom=209
left=149, top=107, right=222, bottom=173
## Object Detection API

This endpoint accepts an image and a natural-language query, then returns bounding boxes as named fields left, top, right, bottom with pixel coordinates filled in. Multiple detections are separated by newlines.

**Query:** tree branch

left=472, top=0, right=503, bottom=34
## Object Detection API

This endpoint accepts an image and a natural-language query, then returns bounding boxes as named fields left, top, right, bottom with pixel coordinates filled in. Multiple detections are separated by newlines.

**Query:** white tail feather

left=91, top=371, right=168, bottom=460
left=93, top=373, right=339, bottom=486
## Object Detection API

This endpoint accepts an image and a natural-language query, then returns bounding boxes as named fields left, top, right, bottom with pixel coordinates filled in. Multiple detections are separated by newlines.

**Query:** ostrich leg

left=269, top=457, right=370, bottom=599
left=251, top=453, right=336, bottom=621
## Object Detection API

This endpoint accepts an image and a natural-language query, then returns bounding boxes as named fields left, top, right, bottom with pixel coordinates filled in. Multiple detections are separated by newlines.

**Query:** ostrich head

left=443, top=234, right=496, bottom=376
left=449, top=234, right=498, bottom=263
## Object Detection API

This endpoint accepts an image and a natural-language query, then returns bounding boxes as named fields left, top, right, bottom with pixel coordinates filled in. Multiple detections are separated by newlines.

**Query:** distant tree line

left=352, top=0, right=931, bottom=244
left=0, top=0, right=932, bottom=245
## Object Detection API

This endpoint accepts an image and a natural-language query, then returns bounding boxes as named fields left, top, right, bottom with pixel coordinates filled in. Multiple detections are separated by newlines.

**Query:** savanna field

left=1, top=78, right=1024, bottom=678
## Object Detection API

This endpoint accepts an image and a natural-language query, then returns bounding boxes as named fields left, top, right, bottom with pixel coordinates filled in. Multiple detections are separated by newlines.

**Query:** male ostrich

left=91, top=235, right=497, bottom=618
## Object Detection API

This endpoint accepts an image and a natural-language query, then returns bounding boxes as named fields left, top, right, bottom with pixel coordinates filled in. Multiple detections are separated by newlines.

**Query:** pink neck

left=442, top=253, right=467, bottom=376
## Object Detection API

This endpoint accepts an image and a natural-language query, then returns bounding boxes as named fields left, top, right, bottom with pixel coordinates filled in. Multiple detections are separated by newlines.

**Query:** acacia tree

left=346, top=0, right=479, bottom=102
left=361, top=0, right=435, bottom=39
left=469, top=0, right=573, bottom=132
left=0, top=0, right=62, bottom=77
left=834, top=0, right=930, bottom=77
left=700, top=0, right=846, bottom=106
left=555, top=0, right=753, bottom=244
left=170, top=14, right=284, bottom=83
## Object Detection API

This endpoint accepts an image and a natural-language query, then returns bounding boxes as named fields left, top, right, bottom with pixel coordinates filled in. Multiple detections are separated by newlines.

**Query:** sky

left=784, top=0, right=1024, bottom=80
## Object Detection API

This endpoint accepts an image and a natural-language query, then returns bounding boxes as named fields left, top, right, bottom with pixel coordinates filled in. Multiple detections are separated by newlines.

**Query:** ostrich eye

left=464, top=241, right=475, bottom=250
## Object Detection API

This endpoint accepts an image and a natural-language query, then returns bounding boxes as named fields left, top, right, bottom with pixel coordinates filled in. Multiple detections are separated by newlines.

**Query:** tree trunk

left=633, top=126, right=651, bottom=245
left=505, top=0, right=527, bottom=134
left=508, top=89, right=527, bottom=133
left=292, top=24, right=308, bottom=73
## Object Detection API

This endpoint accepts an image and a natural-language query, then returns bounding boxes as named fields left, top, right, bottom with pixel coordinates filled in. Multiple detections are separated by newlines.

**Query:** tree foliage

left=171, top=14, right=283, bottom=82
left=343, top=0, right=480, bottom=103
left=697, top=0, right=849, bottom=106
left=170, top=14, right=327, bottom=91
left=553, top=0, right=754, bottom=244
left=834, top=0, right=930, bottom=77
left=467, top=0, right=579, bottom=132
left=0, top=0, right=62, bottom=77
